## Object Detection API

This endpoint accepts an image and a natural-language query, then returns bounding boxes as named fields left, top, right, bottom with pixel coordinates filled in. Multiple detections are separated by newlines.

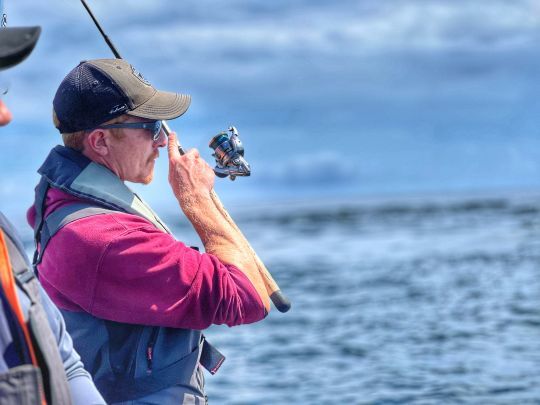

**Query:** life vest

left=32, top=146, right=224, bottom=403
left=0, top=212, right=72, bottom=405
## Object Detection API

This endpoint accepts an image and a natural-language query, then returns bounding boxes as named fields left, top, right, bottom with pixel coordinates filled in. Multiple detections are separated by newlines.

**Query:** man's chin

left=141, top=172, right=154, bottom=185
left=141, top=160, right=157, bottom=184
left=128, top=172, right=153, bottom=185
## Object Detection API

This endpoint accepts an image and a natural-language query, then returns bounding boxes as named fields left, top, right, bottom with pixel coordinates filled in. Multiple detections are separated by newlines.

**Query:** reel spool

left=209, top=126, right=251, bottom=180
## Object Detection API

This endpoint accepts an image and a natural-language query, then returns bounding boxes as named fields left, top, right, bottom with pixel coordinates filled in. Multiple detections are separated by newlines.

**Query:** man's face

left=105, top=116, right=166, bottom=184
left=0, top=100, right=12, bottom=126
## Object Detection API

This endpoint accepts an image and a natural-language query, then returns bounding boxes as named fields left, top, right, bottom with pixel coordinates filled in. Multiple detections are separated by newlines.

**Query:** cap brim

left=0, top=26, right=41, bottom=70
left=128, top=90, right=191, bottom=121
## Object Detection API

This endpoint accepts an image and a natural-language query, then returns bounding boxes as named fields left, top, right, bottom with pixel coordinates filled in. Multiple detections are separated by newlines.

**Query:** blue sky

left=2, top=0, right=540, bottom=223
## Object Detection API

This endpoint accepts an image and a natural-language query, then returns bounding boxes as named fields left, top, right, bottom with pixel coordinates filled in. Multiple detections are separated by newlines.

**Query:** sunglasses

left=96, top=120, right=163, bottom=141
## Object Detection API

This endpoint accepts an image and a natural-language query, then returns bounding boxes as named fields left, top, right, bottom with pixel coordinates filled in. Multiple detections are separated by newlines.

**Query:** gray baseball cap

left=53, top=58, right=191, bottom=133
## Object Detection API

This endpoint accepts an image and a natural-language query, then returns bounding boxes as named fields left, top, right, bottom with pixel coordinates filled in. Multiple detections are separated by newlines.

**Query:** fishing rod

left=79, top=0, right=291, bottom=313
left=80, top=0, right=249, bottom=179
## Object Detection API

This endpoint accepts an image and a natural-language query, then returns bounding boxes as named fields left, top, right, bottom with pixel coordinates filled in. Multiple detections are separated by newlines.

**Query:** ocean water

left=162, top=191, right=540, bottom=404
left=15, top=190, right=540, bottom=404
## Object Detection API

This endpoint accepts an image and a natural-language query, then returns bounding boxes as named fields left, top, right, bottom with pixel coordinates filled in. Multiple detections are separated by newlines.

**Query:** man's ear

left=84, top=129, right=109, bottom=156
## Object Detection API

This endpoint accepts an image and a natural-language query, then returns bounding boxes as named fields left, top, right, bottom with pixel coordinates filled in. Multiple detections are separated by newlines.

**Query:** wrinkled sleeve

left=87, top=221, right=267, bottom=330
left=38, top=285, right=106, bottom=405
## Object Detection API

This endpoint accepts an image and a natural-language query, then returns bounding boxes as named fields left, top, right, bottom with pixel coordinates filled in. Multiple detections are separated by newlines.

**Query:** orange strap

left=0, top=230, right=47, bottom=404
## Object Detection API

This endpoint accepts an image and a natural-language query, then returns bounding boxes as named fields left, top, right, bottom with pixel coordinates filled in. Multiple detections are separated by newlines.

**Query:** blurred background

left=3, top=0, right=540, bottom=403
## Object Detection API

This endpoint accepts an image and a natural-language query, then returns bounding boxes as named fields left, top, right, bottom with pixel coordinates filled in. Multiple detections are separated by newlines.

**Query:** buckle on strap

left=17, top=268, right=35, bottom=284
left=200, top=337, right=225, bottom=375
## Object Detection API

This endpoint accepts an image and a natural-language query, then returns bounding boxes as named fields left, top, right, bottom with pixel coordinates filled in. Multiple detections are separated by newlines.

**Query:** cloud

left=117, top=0, right=539, bottom=52
left=259, top=151, right=357, bottom=186
left=15, top=1, right=538, bottom=59
left=2, top=0, right=540, bottom=211
left=10, top=1, right=540, bottom=83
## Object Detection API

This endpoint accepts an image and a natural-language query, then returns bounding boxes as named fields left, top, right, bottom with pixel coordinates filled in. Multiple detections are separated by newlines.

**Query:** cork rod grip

left=209, top=190, right=291, bottom=313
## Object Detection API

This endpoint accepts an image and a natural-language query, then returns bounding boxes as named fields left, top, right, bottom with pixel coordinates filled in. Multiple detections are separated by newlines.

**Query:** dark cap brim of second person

left=0, top=26, right=41, bottom=71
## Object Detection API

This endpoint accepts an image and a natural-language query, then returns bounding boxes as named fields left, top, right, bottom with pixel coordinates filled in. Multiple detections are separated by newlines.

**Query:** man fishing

left=0, top=6, right=105, bottom=405
left=27, top=58, right=271, bottom=404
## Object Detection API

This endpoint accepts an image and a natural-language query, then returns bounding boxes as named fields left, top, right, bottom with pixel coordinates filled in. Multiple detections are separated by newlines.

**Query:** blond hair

left=53, top=110, right=130, bottom=151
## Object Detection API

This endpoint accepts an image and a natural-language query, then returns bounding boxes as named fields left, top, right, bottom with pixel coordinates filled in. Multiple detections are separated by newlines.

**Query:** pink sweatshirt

left=27, top=188, right=266, bottom=330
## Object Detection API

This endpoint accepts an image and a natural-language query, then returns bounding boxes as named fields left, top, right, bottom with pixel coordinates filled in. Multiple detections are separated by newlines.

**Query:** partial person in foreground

left=0, top=10, right=105, bottom=405
left=28, top=58, right=271, bottom=404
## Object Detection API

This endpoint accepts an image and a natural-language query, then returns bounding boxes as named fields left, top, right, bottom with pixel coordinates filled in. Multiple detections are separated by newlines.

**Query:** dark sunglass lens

left=153, top=121, right=162, bottom=141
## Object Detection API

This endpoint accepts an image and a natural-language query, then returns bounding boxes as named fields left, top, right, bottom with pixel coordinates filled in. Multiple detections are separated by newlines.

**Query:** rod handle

left=270, top=290, right=292, bottom=313
left=210, top=190, right=291, bottom=313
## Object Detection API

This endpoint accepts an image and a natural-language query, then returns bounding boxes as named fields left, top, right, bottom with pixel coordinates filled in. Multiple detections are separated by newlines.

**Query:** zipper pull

left=146, top=327, right=159, bottom=375
left=146, top=346, right=153, bottom=375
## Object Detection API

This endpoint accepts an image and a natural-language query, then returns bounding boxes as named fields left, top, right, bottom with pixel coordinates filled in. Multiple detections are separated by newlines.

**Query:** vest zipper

left=146, top=327, right=159, bottom=375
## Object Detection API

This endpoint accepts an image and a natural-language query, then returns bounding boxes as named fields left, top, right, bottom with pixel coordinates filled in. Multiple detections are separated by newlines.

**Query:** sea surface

left=15, top=190, right=540, bottom=404
left=163, top=191, right=540, bottom=404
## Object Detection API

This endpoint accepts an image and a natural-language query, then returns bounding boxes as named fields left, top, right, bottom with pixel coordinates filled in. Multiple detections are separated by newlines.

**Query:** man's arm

left=167, top=132, right=271, bottom=312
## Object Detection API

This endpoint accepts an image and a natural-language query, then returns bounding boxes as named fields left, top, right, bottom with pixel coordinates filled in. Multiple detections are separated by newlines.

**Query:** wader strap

left=38, top=203, right=226, bottom=375
left=132, top=192, right=172, bottom=235
left=0, top=288, right=32, bottom=367
left=2, top=226, right=73, bottom=405
left=10, top=264, right=73, bottom=405
left=25, top=291, right=73, bottom=405
left=35, top=203, right=117, bottom=267
left=2, top=232, right=33, bottom=285
left=0, top=231, right=46, bottom=405
left=32, top=178, right=50, bottom=269
left=0, top=232, right=39, bottom=368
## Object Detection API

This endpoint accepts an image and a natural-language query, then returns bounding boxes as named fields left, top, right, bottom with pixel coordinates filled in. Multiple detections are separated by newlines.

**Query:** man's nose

left=0, top=100, right=12, bottom=126
left=154, top=127, right=167, bottom=148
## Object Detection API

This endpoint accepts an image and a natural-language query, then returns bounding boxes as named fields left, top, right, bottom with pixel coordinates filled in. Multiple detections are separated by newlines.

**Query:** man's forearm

left=179, top=191, right=271, bottom=311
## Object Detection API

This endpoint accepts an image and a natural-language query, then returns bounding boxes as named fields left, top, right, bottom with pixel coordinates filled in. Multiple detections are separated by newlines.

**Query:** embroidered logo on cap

left=131, top=65, right=151, bottom=86
left=109, top=104, right=128, bottom=114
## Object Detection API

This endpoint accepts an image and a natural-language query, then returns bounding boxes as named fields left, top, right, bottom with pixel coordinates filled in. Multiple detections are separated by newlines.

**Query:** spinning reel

left=209, top=126, right=251, bottom=180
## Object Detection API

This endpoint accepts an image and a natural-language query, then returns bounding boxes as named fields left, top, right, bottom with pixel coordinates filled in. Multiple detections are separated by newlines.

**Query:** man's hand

left=167, top=132, right=215, bottom=205
left=167, top=131, right=271, bottom=312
